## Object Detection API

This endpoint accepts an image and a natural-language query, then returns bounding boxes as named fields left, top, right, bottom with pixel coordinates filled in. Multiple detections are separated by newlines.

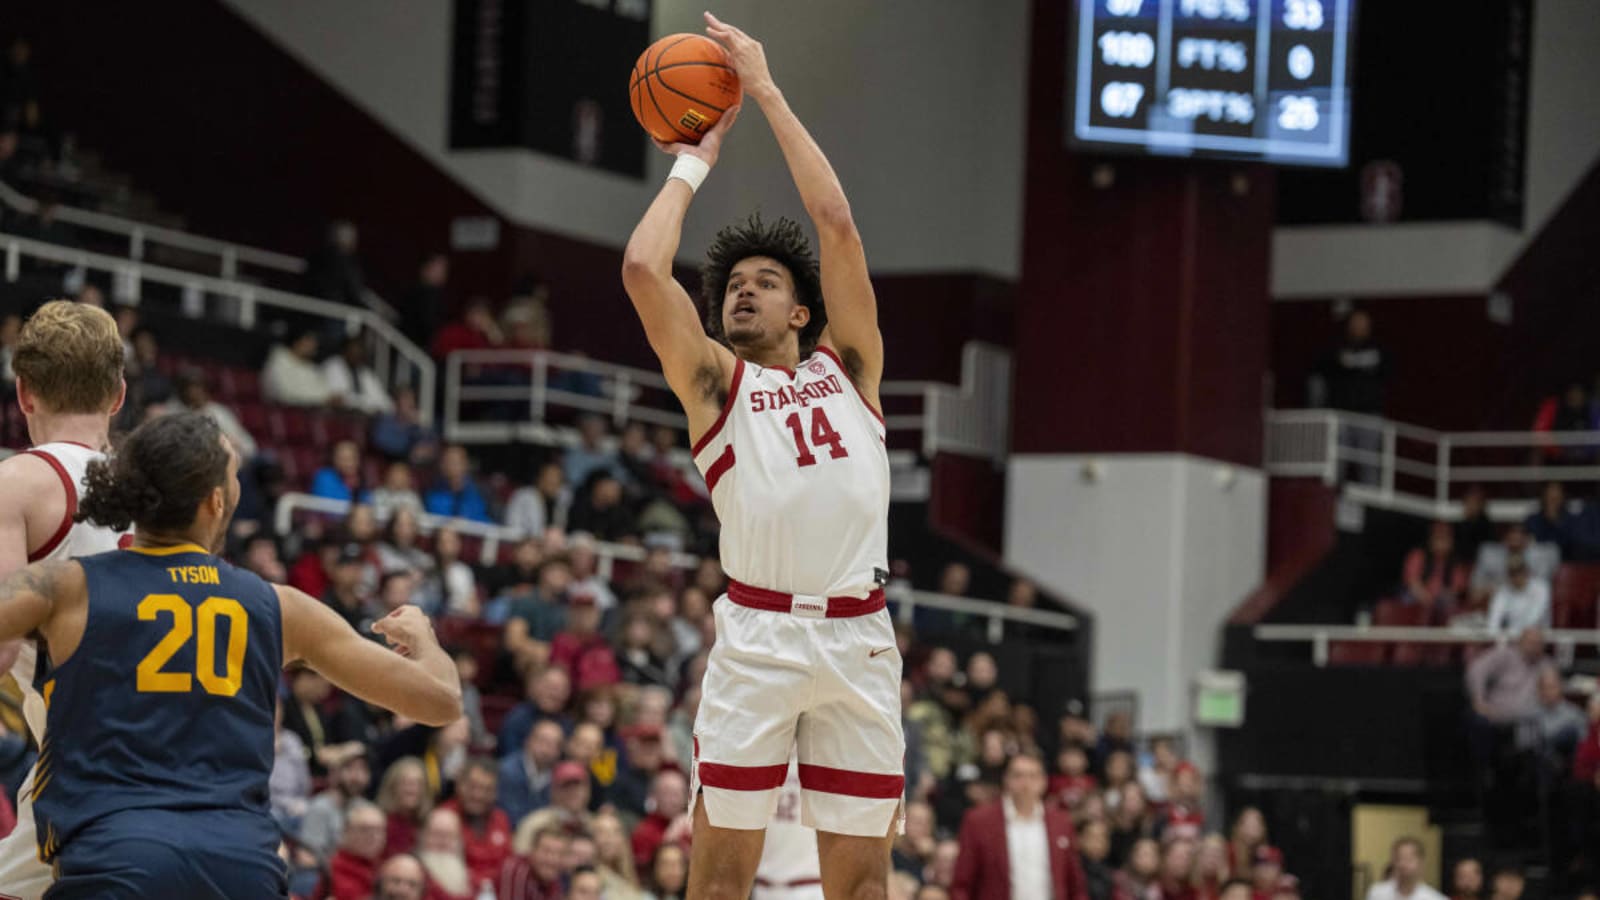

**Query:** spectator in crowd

left=1526, top=482, right=1579, bottom=561
left=1137, top=737, right=1179, bottom=806
left=567, top=534, right=621, bottom=613
left=506, top=461, right=573, bottom=537
left=568, top=473, right=633, bottom=543
left=323, top=334, right=394, bottom=414
left=1488, top=868, right=1525, bottom=900
left=630, top=768, right=690, bottom=871
left=1455, top=485, right=1498, bottom=562
left=1534, top=383, right=1599, bottom=463
left=1159, top=763, right=1205, bottom=843
left=306, top=220, right=368, bottom=309
left=1228, top=807, right=1267, bottom=877
left=893, top=800, right=938, bottom=876
left=646, top=842, right=689, bottom=900
left=311, top=440, right=372, bottom=504
left=0, top=312, right=20, bottom=398
left=1218, top=880, right=1254, bottom=900
left=499, top=665, right=575, bottom=758
left=376, top=507, right=430, bottom=573
left=1102, top=750, right=1136, bottom=812
left=241, top=533, right=288, bottom=584
left=917, top=886, right=954, bottom=900
left=568, top=868, right=605, bottom=900
left=503, top=556, right=574, bottom=675
left=502, top=291, right=553, bottom=351
left=263, top=330, right=334, bottom=407
left=324, top=542, right=377, bottom=631
left=1525, top=668, right=1586, bottom=777
left=1078, top=818, right=1115, bottom=900
left=498, top=718, right=564, bottom=827
left=1401, top=521, right=1469, bottom=614
left=1097, top=713, right=1137, bottom=775
left=401, top=252, right=449, bottom=347
left=1251, top=846, right=1286, bottom=900
left=325, top=799, right=388, bottom=900
left=1108, top=782, right=1153, bottom=868
left=300, top=747, right=374, bottom=860
left=283, top=667, right=369, bottom=778
left=590, top=810, right=646, bottom=900
left=372, top=854, right=428, bottom=900
left=1157, top=838, right=1197, bottom=900
left=425, top=444, right=493, bottom=523
left=1450, top=858, right=1484, bottom=900
left=1194, top=835, right=1231, bottom=900
left=1115, top=838, right=1162, bottom=900
left=951, top=751, right=1088, bottom=900
left=439, top=757, right=514, bottom=889
left=564, top=415, right=624, bottom=488
left=431, top=297, right=505, bottom=360
left=1, top=38, right=39, bottom=131
left=1472, top=524, right=1560, bottom=600
left=122, top=325, right=173, bottom=414
left=16, top=196, right=73, bottom=249
left=1315, top=308, right=1388, bottom=484
left=416, top=807, right=474, bottom=900
left=376, top=755, right=433, bottom=856
left=497, top=824, right=569, bottom=900
left=270, top=701, right=312, bottom=827
left=1051, top=743, right=1098, bottom=810
left=371, top=461, right=425, bottom=520
left=422, top=526, right=479, bottom=617
left=1468, top=627, right=1554, bottom=726
left=514, top=760, right=592, bottom=846
left=1486, top=556, right=1551, bottom=635
left=550, top=591, right=621, bottom=692
left=617, top=608, right=674, bottom=691
left=371, top=386, right=440, bottom=465
left=174, top=372, right=257, bottom=459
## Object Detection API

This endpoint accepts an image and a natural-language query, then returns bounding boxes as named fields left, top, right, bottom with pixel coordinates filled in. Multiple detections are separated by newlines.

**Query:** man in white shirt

left=1002, top=762, right=1052, bottom=900
left=263, top=330, right=333, bottom=407
left=322, top=336, right=394, bottom=414
left=1473, top=524, right=1560, bottom=595
left=1365, top=837, right=1447, bottom=900
left=1487, top=556, right=1551, bottom=635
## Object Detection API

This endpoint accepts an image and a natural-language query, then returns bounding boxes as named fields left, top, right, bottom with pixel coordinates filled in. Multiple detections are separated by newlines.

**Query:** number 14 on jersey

left=783, top=408, right=849, bottom=467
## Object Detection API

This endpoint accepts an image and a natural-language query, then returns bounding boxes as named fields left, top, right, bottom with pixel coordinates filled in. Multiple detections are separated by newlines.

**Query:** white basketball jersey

left=692, top=347, right=889, bottom=598
left=11, top=441, right=128, bottom=739
left=753, top=760, right=823, bottom=900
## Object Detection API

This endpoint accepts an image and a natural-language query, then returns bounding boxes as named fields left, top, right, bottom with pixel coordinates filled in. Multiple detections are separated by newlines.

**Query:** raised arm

left=278, top=586, right=461, bottom=726
left=621, top=109, right=740, bottom=436
left=707, top=13, right=883, bottom=405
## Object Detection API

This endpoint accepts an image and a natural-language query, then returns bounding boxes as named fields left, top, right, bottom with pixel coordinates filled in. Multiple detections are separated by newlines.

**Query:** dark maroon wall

left=1013, top=0, right=1273, bottom=467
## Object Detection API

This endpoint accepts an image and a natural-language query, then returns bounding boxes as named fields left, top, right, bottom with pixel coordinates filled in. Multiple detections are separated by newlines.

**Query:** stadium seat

left=222, top=367, right=261, bottom=403
left=1328, top=642, right=1388, bottom=666
left=270, top=407, right=313, bottom=446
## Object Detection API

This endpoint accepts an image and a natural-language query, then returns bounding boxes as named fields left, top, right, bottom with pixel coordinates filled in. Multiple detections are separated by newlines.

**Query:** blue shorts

left=44, top=809, right=287, bottom=900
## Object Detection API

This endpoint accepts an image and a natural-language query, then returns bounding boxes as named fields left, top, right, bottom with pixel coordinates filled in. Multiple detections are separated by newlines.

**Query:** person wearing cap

left=1486, top=554, right=1551, bottom=635
left=549, top=589, right=621, bottom=692
left=612, top=722, right=670, bottom=818
left=1364, top=837, right=1447, bottom=900
left=512, top=760, right=593, bottom=852
left=323, top=541, right=378, bottom=632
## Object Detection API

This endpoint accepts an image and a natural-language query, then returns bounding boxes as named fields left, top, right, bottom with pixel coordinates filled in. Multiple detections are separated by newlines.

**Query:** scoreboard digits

left=1070, top=0, right=1354, bottom=166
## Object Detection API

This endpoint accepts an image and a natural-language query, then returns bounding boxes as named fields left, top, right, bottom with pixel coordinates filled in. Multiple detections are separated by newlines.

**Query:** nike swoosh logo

left=869, top=646, right=895, bottom=658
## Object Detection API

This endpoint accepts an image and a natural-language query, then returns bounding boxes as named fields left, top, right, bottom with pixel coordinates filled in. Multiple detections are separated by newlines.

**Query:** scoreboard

left=1069, top=0, right=1356, bottom=167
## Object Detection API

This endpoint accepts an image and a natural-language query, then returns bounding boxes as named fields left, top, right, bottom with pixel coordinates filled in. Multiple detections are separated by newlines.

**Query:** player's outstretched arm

left=706, top=12, right=883, bottom=403
left=621, top=109, right=739, bottom=421
left=278, top=586, right=462, bottom=726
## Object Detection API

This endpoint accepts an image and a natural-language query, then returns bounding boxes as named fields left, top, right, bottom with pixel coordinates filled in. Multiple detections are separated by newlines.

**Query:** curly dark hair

left=76, top=411, right=230, bottom=534
left=700, top=213, right=825, bottom=355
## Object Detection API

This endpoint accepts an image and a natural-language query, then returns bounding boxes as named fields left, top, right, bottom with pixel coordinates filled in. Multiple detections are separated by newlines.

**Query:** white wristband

left=668, top=154, right=711, bottom=193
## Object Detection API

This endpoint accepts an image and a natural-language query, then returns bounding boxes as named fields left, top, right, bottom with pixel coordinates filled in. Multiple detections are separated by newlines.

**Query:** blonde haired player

left=622, top=12, right=903, bottom=899
left=0, top=300, right=128, bottom=899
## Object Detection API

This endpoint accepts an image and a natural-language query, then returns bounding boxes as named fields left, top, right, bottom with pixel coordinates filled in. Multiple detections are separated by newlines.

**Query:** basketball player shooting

left=621, top=12, right=903, bottom=900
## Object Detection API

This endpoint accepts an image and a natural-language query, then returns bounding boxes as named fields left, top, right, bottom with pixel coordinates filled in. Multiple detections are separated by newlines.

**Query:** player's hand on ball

left=703, top=12, right=774, bottom=98
left=372, top=605, right=436, bottom=657
left=654, top=103, right=741, bottom=166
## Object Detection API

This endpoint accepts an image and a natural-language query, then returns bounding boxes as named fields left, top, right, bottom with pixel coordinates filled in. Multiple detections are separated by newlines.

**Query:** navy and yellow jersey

left=31, top=543, right=282, bottom=866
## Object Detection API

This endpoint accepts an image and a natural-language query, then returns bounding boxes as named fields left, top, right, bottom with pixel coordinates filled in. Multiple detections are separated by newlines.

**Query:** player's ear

left=107, top=378, right=127, bottom=417
left=789, top=301, right=810, bottom=330
left=14, top=376, right=35, bottom=416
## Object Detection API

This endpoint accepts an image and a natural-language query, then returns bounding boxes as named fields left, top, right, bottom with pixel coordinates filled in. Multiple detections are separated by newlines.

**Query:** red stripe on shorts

left=797, top=764, right=905, bottom=799
left=697, top=761, right=789, bottom=792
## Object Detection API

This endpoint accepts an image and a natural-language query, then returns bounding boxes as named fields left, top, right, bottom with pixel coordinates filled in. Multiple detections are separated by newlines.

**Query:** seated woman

left=1401, top=520, right=1469, bottom=618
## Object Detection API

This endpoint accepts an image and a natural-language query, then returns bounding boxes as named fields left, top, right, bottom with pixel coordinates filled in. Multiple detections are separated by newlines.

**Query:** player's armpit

left=278, top=585, right=462, bottom=726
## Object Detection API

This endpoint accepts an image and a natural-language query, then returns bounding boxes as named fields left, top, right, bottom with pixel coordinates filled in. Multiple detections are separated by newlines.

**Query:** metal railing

left=276, top=493, right=1076, bottom=641
left=1254, top=623, right=1600, bottom=668
left=445, top=342, right=1012, bottom=463
left=0, top=232, right=435, bottom=424
left=1264, top=408, right=1600, bottom=517
left=0, top=179, right=303, bottom=279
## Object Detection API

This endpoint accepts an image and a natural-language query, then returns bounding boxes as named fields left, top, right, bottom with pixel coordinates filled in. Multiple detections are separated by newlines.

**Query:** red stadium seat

left=1552, top=564, right=1600, bottom=630
left=480, top=694, right=519, bottom=737
left=222, top=368, right=261, bottom=403
left=271, top=407, right=313, bottom=445
left=1329, top=642, right=1388, bottom=666
left=237, top=402, right=269, bottom=443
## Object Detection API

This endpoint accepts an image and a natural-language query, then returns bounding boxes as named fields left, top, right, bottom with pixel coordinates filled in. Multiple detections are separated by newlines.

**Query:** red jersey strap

left=692, top=358, right=747, bottom=456
left=22, top=449, right=76, bottom=563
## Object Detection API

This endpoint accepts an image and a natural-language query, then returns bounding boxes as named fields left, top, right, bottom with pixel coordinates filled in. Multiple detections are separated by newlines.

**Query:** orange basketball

left=629, top=34, right=741, bottom=145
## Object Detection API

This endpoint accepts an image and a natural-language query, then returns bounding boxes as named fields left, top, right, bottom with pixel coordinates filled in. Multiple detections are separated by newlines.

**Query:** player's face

left=723, top=257, right=807, bottom=352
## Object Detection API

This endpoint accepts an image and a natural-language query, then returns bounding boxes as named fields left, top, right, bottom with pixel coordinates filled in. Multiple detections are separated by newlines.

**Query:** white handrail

left=1254, top=623, right=1600, bottom=668
left=1264, top=408, right=1600, bottom=517
left=274, top=492, right=1074, bottom=639
left=444, top=343, right=1012, bottom=463
left=0, top=179, right=303, bottom=274
left=0, top=232, right=435, bottom=424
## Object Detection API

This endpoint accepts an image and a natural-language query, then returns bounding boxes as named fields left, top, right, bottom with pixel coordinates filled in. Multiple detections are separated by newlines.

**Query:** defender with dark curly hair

left=621, top=13, right=900, bottom=900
